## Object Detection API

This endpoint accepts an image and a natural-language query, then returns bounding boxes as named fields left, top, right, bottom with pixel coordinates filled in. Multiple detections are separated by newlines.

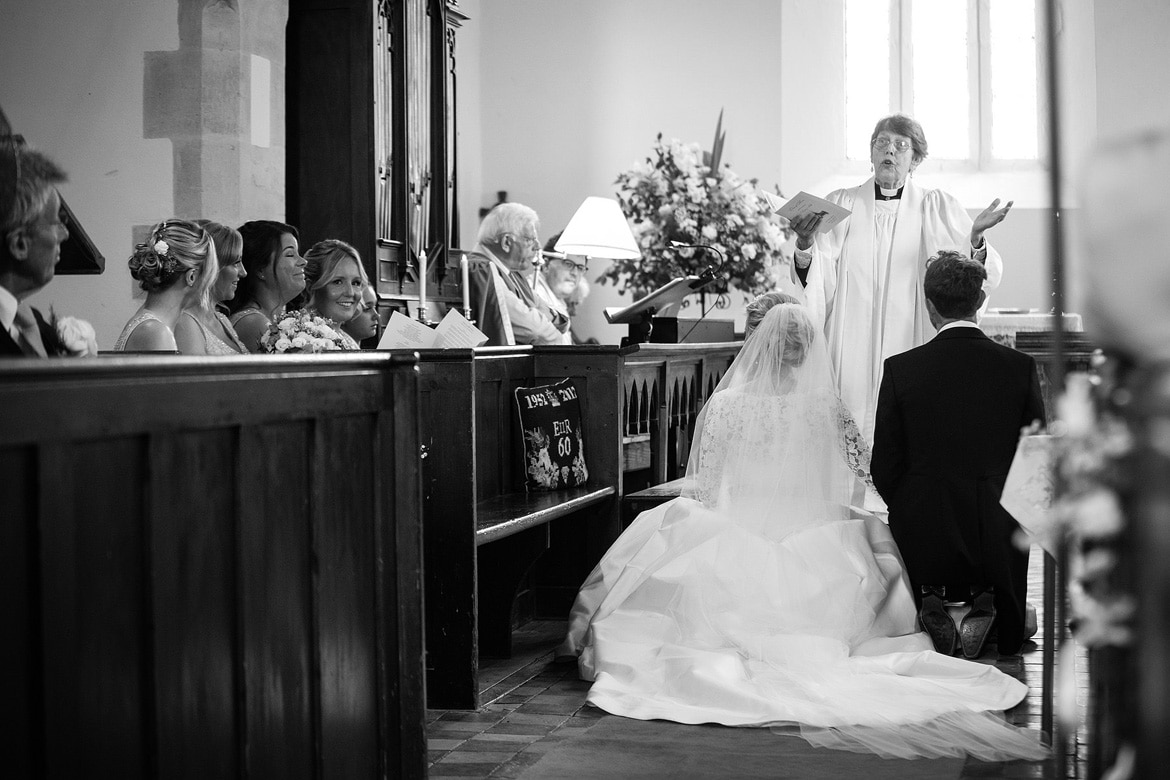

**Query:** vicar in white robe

left=792, top=114, right=1013, bottom=445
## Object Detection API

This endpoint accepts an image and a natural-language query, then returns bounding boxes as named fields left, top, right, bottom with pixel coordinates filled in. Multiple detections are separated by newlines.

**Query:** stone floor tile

left=427, top=738, right=466, bottom=751
left=469, top=731, right=543, bottom=743
left=437, top=750, right=517, bottom=764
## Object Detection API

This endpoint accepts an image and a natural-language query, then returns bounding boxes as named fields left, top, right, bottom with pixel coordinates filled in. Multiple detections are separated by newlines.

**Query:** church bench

left=0, top=353, right=426, bottom=778
left=413, top=345, right=623, bottom=710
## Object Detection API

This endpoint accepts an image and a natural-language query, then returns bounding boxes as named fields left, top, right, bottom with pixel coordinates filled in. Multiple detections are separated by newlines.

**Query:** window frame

left=848, top=0, right=1046, bottom=174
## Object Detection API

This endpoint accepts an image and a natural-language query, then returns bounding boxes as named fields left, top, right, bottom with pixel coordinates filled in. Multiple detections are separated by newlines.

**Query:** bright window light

left=912, top=0, right=969, bottom=159
left=991, top=0, right=1038, bottom=159
left=846, top=0, right=890, bottom=161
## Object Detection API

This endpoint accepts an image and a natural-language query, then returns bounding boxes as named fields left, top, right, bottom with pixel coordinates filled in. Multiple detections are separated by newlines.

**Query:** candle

left=461, top=254, right=471, bottom=318
left=417, top=249, right=427, bottom=323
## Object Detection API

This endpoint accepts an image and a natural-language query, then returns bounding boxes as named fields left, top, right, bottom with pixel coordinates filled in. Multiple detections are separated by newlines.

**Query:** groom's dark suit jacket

left=871, top=325, right=1045, bottom=654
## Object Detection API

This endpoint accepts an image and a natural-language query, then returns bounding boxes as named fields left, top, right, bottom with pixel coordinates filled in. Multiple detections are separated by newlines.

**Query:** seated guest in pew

left=297, top=238, right=367, bottom=350
left=342, top=283, right=380, bottom=346
left=466, top=202, right=570, bottom=346
left=114, top=219, right=217, bottom=352
left=227, top=220, right=306, bottom=352
left=0, top=139, right=92, bottom=357
left=175, top=220, right=248, bottom=355
left=533, top=231, right=588, bottom=345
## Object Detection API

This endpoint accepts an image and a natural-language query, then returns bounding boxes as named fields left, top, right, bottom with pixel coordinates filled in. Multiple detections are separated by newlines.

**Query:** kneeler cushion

left=513, top=378, right=589, bottom=490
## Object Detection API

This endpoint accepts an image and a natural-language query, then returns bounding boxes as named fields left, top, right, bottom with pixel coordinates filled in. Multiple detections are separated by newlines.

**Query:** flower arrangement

left=601, top=116, right=791, bottom=300
left=260, top=309, right=355, bottom=354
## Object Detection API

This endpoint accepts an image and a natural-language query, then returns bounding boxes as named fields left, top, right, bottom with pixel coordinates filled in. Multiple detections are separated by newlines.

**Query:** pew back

left=0, top=354, right=424, bottom=779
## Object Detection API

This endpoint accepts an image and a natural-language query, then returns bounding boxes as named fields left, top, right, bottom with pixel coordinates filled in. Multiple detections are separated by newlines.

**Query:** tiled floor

left=427, top=550, right=1088, bottom=779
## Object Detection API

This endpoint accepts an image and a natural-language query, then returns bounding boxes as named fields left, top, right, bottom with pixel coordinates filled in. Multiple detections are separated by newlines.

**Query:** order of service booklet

left=377, top=308, right=489, bottom=349
left=762, top=190, right=852, bottom=233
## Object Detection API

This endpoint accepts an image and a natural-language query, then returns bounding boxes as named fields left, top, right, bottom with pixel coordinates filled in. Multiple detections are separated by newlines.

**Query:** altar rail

left=618, top=342, right=740, bottom=490
left=0, top=354, right=425, bottom=779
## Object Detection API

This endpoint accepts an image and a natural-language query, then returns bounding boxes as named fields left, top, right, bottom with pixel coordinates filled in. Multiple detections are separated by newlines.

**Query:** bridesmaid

left=298, top=239, right=368, bottom=350
left=175, top=220, right=248, bottom=354
left=226, top=220, right=305, bottom=353
left=114, top=219, right=217, bottom=352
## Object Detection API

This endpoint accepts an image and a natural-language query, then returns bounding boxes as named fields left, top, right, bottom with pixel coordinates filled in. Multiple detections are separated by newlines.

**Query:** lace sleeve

left=832, top=396, right=876, bottom=492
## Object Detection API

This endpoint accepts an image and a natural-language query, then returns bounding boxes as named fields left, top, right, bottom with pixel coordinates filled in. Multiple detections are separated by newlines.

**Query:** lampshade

left=554, top=196, right=641, bottom=260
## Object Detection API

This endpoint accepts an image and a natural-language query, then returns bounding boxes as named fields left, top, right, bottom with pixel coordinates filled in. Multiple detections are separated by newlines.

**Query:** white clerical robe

left=798, top=178, right=1003, bottom=445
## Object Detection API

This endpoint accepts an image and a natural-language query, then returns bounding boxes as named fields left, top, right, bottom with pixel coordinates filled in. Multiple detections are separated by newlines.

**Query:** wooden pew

left=416, top=345, right=623, bottom=710
left=0, top=353, right=425, bottom=778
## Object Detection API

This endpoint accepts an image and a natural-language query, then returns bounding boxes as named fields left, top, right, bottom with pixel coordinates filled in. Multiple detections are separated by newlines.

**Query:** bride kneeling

left=559, top=293, right=1046, bottom=761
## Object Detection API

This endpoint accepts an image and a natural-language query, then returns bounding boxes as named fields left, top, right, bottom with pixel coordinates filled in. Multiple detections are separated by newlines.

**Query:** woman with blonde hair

left=114, top=219, right=217, bottom=352
left=175, top=220, right=248, bottom=354
left=297, top=238, right=368, bottom=350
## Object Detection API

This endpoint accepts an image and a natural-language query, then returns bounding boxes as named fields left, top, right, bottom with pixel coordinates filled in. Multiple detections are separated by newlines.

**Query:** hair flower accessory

left=153, top=239, right=170, bottom=256
left=260, top=309, right=356, bottom=354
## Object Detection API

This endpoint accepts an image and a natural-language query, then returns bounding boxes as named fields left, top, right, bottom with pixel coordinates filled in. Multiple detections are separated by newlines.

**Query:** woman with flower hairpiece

left=174, top=220, right=248, bottom=355
left=114, top=219, right=217, bottom=352
left=226, top=220, right=306, bottom=353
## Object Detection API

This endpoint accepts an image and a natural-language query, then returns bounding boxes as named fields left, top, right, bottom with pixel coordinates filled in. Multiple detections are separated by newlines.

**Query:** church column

left=143, top=0, right=287, bottom=225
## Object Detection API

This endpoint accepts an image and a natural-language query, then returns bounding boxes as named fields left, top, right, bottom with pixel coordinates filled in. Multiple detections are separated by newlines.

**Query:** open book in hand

left=377, top=308, right=489, bottom=349
left=762, top=190, right=851, bottom=233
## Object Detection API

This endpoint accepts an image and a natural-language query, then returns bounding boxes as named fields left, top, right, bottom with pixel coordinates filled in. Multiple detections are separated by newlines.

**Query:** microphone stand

left=669, top=241, right=726, bottom=315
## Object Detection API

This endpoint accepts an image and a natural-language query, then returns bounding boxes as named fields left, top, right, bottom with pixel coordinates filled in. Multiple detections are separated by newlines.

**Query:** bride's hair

left=744, top=291, right=800, bottom=338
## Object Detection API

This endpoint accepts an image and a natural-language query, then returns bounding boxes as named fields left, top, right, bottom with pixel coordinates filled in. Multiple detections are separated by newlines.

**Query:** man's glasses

left=558, top=257, right=588, bottom=274
left=871, top=137, right=913, bottom=153
left=506, top=232, right=540, bottom=250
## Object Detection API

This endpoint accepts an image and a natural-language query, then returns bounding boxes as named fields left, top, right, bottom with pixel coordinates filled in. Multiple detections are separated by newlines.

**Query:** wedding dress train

left=559, top=303, right=1047, bottom=761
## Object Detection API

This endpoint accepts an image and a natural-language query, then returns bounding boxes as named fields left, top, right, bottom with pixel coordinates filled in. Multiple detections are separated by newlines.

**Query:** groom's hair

left=924, top=251, right=986, bottom=318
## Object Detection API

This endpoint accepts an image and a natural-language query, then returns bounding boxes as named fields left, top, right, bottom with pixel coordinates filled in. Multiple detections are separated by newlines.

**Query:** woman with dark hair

left=114, top=219, right=218, bottom=352
left=175, top=220, right=248, bottom=354
left=791, top=114, right=1013, bottom=451
left=227, top=220, right=305, bottom=353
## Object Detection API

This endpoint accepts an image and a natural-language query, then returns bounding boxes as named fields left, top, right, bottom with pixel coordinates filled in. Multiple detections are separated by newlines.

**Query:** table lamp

left=554, top=196, right=641, bottom=260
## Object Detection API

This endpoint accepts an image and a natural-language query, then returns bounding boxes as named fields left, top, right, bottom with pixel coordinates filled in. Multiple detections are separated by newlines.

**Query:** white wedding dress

left=559, top=303, right=1046, bottom=761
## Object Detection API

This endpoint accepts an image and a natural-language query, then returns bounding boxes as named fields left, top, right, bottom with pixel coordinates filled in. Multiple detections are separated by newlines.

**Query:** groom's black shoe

left=919, top=585, right=956, bottom=655
left=959, top=586, right=997, bottom=659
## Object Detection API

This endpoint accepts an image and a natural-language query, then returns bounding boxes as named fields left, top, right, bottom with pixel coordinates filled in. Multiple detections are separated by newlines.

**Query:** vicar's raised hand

left=970, top=198, right=1014, bottom=248
left=792, top=212, right=825, bottom=251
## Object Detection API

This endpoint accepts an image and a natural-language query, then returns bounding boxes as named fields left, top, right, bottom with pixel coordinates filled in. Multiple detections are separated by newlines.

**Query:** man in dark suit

left=1, top=137, right=70, bottom=357
left=871, top=251, right=1045, bottom=658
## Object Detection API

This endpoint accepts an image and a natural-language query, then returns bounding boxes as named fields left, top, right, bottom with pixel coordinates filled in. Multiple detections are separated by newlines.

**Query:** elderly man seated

left=466, top=202, right=569, bottom=346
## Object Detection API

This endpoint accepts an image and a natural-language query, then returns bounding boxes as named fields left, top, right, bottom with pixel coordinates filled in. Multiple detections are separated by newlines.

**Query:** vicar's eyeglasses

left=871, top=137, right=913, bottom=153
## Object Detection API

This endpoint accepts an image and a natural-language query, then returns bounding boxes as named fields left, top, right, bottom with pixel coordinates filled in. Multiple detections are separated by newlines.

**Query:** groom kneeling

left=871, top=251, right=1045, bottom=658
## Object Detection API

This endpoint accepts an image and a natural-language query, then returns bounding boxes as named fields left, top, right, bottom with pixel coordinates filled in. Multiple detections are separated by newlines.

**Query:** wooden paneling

left=0, top=353, right=424, bottom=778
left=150, top=430, right=238, bottom=778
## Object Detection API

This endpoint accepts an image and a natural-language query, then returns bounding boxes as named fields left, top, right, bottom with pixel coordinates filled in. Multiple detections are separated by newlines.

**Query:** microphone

left=669, top=240, right=725, bottom=286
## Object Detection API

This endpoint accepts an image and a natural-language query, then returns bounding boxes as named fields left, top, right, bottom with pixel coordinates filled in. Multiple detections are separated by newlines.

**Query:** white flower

left=153, top=239, right=169, bottom=256
left=275, top=337, right=292, bottom=352
left=291, top=335, right=308, bottom=349
left=55, top=316, right=98, bottom=356
left=701, top=224, right=719, bottom=240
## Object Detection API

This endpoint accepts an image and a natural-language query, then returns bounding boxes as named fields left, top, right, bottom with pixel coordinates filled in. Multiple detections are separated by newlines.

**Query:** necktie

left=13, top=307, right=47, bottom=357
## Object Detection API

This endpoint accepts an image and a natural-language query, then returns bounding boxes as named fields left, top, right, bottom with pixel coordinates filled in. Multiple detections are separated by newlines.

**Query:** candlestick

left=417, top=249, right=428, bottom=324
left=461, top=254, right=471, bottom=319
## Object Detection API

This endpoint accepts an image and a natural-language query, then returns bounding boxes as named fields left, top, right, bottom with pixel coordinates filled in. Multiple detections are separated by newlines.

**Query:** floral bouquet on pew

left=260, top=309, right=355, bottom=354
